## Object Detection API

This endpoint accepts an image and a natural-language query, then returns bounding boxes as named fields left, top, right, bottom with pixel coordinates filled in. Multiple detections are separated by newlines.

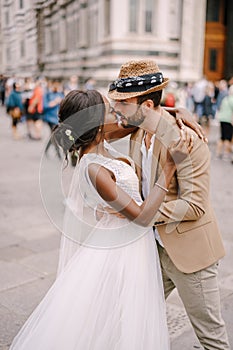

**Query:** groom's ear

left=141, top=99, right=154, bottom=110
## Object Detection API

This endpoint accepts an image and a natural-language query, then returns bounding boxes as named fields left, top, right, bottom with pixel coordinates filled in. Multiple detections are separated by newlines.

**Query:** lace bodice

left=64, top=146, right=149, bottom=247
left=80, top=153, right=143, bottom=207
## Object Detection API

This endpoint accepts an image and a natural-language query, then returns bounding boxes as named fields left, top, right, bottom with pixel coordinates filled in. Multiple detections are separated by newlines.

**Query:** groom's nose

left=113, top=101, right=128, bottom=116
left=111, top=102, right=125, bottom=118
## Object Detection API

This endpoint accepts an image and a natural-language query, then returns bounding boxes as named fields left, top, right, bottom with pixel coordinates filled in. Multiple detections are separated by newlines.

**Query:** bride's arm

left=88, top=138, right=187, bottom=227
left=88, top=162, right=175, bottom=227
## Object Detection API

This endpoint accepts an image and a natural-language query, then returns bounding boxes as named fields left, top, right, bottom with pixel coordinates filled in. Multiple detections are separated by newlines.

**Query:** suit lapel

left=150, top=110, right=178, bottom=189
left=150, top=137, right=161, bottom=189
left=130, top=129, right=144, bottom=193
left=131, top=109, right=178, bottom=192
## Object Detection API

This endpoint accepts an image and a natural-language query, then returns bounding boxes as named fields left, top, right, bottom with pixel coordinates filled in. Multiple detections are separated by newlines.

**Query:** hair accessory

left=155, top=182, right=169, bottom=193
left=65, top=129, right=75, bottom=142
left=108, top=60, right=169, bottom=100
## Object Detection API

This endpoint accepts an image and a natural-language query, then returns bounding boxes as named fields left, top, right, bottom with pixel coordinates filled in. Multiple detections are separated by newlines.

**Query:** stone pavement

left=0, top=106, right=232, bottom=349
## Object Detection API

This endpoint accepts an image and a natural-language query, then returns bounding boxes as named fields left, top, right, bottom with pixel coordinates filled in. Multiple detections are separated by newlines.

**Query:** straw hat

left=108, top=60, right=169, bottom=100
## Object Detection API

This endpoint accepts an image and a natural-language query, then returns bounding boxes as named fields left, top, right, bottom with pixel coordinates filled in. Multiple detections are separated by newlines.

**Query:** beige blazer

left=129, top=109, right=225, bottom=273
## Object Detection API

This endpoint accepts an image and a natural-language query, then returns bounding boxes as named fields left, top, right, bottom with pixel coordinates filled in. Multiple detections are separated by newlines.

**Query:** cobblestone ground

left=0, top=106, right=232, bottom=350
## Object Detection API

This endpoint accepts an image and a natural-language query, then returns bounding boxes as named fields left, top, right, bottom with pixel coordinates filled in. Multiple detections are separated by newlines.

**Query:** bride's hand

left=95, top=204, right=125, bottom=220
left=175, top=107, right=208, bottom=143
left=165, top=106, right=208, bottom=144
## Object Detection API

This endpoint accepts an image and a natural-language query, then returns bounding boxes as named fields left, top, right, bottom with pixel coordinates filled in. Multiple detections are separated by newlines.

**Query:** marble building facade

left=0, top=0, right=208, bottom=86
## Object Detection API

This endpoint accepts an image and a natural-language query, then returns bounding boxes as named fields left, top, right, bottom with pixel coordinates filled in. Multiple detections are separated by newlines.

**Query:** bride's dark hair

left=53, top=89, right=105, bottom=157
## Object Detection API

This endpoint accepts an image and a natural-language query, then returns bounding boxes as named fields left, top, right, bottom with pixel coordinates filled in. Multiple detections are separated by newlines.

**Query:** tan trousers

left=157, top=243, right=230, bottom=350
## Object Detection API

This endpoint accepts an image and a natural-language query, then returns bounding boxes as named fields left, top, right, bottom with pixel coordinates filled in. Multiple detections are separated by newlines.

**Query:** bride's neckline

left=83, top=152, right=131, bottom=166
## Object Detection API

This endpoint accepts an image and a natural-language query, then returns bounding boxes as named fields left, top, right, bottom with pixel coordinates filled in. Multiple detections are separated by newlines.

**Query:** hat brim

left=108, top=78, right=169, bottom=101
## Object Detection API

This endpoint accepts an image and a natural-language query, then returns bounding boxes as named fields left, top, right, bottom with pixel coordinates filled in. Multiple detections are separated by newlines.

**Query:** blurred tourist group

left=162, top=76, right=233, bottom=163
left=0, top=71, right=232, bottom=163
left=0, top=74, right=96, bottom=144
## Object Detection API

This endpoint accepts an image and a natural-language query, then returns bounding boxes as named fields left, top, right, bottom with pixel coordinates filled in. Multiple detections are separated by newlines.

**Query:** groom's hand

left=95, top=204, right=125, bottom=220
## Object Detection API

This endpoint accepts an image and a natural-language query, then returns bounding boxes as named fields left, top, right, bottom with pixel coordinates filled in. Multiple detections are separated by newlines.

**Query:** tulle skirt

left=9, top=224, right=170, bottom=350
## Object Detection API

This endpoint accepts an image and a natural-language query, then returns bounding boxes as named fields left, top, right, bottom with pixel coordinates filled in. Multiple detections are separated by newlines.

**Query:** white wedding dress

left=10, top=144, right=170, bottom=350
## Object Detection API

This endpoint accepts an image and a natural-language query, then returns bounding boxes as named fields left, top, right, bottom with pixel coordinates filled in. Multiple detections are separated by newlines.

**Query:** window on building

left=67, top=21, right=71, bottom=50
left=87, top=6, right=98, bottom=46
left=92, top=9, right=98, bottom=44
left=51, top=26, right=59, bottom=54
left=72, top=17, right=78, bottom=48
left=59, top=18, right=67, bottom=52
left=19, top=0, right=23, bottom=9
left=6, top=47, right=11, bottom=61
left=67, top=19, right=76, bottom=51
left=79, top=6, right=88, bottom=48
left=45, top=26, right=52, bottom=55
left=105, top=0, right=111, bottom=36
left=20, top=40, right=25, bottom=57
left=5, top=11, right=9, bottom=26
left=129, top=0, right=155, bottom=34
left=129, top=0, right=139, bottom=32
left=145, top=0, right=153, bottom=32
left=209, top=48, right=218, bottom=71
left=76, top=17, right=80, bottom=46
left=206, top=0, right=220, bottom=22
left=88, top=12, right=92, bottom=46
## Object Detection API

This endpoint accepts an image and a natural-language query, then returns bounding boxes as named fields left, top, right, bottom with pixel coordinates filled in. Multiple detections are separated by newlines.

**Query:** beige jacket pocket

left=176, top=218, right=212, bottom=234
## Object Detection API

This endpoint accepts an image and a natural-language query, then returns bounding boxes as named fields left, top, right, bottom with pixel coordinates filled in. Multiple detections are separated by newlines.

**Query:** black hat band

left=109, top=72, right=164, bottom=93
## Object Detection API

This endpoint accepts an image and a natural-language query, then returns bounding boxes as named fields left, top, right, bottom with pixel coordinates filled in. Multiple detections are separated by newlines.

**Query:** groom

left=107, top=60, right=230, bottom=350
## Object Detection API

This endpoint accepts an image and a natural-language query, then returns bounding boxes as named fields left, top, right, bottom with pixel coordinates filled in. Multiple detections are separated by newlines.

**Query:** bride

left=10, top=90, right=190, bottom=350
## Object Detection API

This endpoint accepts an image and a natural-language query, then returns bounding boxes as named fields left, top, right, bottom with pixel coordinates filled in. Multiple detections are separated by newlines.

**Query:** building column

left=111, top=0, right=128, bottom=40
left=179, top=0, right=207, bottom=82
left=156, top=0, right=169, bottom=40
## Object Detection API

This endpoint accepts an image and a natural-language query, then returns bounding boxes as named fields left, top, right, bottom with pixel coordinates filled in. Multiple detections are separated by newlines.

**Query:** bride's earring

left=95, top=127, right=103, bottom=146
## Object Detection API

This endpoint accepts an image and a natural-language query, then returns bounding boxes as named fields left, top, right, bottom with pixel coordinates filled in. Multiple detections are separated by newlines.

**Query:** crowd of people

left=0, top=74, right=96, bottom=146
left=163, top=77, right=228, bottom=119
left=2, top=75, right=64, bottom=141
left=160, top=76, right=233, bottom=164
left=1, top=70, right=232, bottom=165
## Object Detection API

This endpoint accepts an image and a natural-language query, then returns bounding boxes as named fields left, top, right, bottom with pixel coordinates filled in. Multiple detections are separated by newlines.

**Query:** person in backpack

left=6, top=82, right=24, bottom=140
left=43, top=80, right=64, bottom=158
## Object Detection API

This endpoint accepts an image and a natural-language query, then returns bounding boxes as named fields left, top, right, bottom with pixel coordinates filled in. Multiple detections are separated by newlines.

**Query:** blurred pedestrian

left=6, top=82, right=24, bottom=140
left=22, top=77, right=34, bottom=128
left=43, top=80, right=64, bottom=158
left=201, top=81, right=215, bottom=133
left=192, top=77, right=208, bottom=123
left=216, top=85, right=233, bottom=161
left=0, top=74, right=6, bottom=106
left=26, top=77, right=45, bottom=140
left=64, top=74, right=79, bottom=96
left=84, top=77, right=96, bottom=90
left=215, top=80, right=228, bottom=117
left=5, top=74, right=16, bottom=99
left=177, top=82, right=194, bottom=113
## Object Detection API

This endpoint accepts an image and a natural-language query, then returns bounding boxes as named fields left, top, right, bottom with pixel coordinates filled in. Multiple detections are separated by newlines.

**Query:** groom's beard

left=121, top=105, right=145, bottom=128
